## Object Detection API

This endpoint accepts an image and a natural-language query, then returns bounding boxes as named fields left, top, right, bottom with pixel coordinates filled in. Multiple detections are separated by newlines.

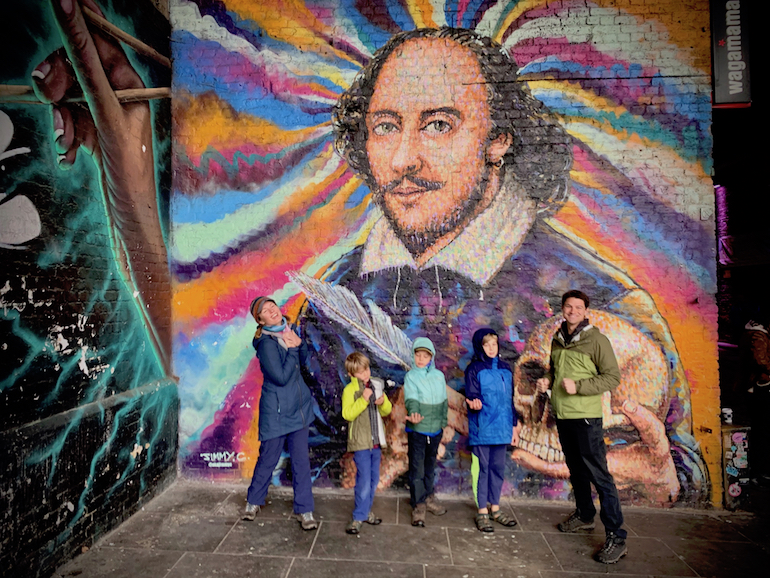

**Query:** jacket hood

left=412, top=337, right=436, bottom=369
left=471, top=328, right=497, bottom=362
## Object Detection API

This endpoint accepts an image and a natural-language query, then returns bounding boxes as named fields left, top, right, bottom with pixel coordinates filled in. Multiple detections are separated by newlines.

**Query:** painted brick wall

left=0, top=1, right=177, bottom=576
left=170, top=0, right=720, bottom=507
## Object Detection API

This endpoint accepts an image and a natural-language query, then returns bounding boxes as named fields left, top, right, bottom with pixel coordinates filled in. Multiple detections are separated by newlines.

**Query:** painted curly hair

left=332, top=27, right=573, bottom=213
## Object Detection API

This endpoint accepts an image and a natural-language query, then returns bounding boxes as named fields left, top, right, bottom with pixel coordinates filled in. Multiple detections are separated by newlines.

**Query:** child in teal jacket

left=404, top=337, right=448, bottom=526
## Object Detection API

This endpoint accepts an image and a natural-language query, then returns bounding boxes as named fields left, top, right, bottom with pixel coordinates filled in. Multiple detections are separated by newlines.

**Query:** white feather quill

left=288, top=271, right=413, bottom=369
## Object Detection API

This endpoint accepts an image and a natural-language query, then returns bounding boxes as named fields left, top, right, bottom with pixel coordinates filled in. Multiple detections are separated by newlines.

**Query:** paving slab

left=53, top=547, right=182, bottom=578
left=106, top=512, right=235, bottom=552
left=447, top=526, right=560, bottom=572
left=289, top=557, right=425, bottom=577
left=660, top=536, right=770, bottom=578
left=543, top=533, right=697, bottom=576
left=141, top=482, right=239, bottom=516
left=425, top=563, right=541, bottom=578
left=165, top=552, right=291, bottom=578
left=217, top=518, right=318, bottom=557
left=312, top=521, right=452, bottom=564
left=623, top=510, right=750, bottom=541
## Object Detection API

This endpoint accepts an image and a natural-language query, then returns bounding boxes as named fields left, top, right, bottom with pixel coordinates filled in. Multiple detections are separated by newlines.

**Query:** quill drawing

left=288, top=271, right=413, bottom=369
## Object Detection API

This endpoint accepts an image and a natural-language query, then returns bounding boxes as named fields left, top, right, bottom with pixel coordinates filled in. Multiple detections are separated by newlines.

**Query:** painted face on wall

left=365, top=38, right=509, bottom=255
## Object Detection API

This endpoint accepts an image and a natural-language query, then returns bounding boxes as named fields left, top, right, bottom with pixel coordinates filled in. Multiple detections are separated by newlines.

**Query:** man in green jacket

left=536, top=290, right=628, bottom=564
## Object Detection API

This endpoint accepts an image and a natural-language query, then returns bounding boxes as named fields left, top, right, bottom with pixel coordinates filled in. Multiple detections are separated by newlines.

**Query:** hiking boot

left=474, top=513, right=494, bottom=533
left=365, top=512, right=382, bottom=525
left=558, top=510, right=595, bottom=533
left=425, top=494, right=447, bottom=516
left=242, top=503, right=260, bottom=521
left=411, top=502, right=426, bottom=527
left=345, top=519, right=362, bottom=535
left=596, top=533, right=628, bottom=564
left=298, top=511, right=318, bottom=530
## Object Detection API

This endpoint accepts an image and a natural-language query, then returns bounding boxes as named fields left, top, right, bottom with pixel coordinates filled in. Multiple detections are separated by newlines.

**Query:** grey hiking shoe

left=596, top=533, right=628, bottom=564
left=345, top=519, right=362, bottom=535
left=298, top=511, right=318, bottom=530
left=425, top=494, right=447, bottom=516
left=242, top=503, right=260, bottom=521
left=558, top=510, right=595, bottom=533
left=411, top=502, right=426, bottom=527
left=365, top=512, right=382, bottom=525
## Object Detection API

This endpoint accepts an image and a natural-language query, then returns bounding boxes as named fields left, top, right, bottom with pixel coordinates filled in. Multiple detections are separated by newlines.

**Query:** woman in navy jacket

left=465, top=327, right=520, bottom=532
left=243, top=296, right=317, bottom=530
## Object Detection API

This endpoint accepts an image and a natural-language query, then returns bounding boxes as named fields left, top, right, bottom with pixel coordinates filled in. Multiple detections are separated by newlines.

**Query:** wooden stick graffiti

left=0, top=85, right=170, bottom=104
left=0, top=1, right=170, bottom=105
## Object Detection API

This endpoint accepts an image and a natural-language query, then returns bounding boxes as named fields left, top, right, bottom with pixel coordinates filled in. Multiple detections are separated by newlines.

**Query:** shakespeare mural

left=173, top=0, right=718, bottom=506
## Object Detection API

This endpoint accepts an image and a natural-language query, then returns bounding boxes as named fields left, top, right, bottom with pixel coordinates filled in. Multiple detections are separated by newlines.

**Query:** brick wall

left=171, top=0, right=720, bottom=507
left=0, top=1, right=177, bottom=576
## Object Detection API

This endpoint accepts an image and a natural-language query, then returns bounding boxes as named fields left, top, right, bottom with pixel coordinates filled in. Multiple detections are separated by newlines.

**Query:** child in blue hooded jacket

left=404, top=337, right=448, bottom=527
left=465, top=328, right=520, bottom=532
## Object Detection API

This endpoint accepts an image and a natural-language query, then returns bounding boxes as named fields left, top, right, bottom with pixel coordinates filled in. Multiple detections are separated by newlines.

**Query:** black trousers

left=556, top=418, right=626, bottom=539
left=407, top=431, right=440, bottom=506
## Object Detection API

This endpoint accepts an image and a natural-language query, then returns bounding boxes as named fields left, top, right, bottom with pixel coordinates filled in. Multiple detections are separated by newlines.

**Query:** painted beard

left=373, top=165, right=491, bottom=257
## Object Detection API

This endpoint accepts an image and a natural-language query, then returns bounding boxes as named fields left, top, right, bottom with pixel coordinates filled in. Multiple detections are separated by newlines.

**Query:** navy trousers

left=472, top=444, right=507, bottom=508
left=556, top=418, right=626, bottom=539
left=407, top=431, right=440, bottom=506
left=352, top=447, right=381, bottom=521
left=247, top=427, right=314, bottom=514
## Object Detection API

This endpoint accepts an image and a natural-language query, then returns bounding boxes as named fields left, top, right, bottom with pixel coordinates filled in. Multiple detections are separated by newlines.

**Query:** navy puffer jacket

left=464, top=328, right=517, bottom=446
left=253, top=324, right=315, bottom=441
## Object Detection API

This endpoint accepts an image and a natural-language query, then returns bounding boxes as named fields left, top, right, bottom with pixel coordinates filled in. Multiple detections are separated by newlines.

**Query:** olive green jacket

left=548, top=324, right=621, bottom=419
left=342, top=376, right=392, bottom=452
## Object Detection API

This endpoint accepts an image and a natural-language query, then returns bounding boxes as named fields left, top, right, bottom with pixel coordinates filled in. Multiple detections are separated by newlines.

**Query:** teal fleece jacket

left=404, top=337, right=448, bottom=435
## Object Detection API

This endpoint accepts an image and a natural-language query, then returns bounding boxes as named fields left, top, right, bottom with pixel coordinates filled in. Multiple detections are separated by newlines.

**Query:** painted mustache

left=379, top=175, right=444, bottom=194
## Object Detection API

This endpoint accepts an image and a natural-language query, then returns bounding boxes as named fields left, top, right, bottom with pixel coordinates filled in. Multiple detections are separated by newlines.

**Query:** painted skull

left=513, top=310, right=670, bottom=473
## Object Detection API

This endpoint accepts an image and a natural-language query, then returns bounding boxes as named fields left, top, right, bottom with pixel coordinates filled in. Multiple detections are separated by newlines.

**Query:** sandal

left=490, top=509, right=517, bottom=527
left=475, top=513, right=494, bottom=533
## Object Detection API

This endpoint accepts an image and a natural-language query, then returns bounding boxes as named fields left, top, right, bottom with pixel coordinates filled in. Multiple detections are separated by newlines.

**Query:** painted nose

left=390, top=129, right=422, bottom=175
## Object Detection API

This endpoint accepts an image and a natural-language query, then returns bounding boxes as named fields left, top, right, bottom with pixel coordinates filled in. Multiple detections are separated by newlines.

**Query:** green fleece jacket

left=548, top=323, right=621, bottom=420
left=342, top=376, right=392, bottom=452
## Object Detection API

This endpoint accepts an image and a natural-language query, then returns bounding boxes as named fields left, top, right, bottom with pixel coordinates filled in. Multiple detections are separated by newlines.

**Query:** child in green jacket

left=342, top=352, right=392, bottom=534
left=404, top=337, right=448, bottom=527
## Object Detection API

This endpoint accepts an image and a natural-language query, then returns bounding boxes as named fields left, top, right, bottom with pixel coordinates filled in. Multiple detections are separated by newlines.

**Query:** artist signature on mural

left=199, top=451, right=247, bottom=468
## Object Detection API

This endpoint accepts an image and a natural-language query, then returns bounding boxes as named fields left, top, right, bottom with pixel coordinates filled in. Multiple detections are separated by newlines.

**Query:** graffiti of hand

left=31, top=0, right=170, bottom=370
left=607, top=399, right=679, bottom=503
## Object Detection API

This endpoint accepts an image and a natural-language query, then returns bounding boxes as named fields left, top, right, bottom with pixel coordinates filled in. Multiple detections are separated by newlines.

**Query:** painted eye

left=372, top=122, right=398, bottom=136
left=423, top=119, right=452, bottom=135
